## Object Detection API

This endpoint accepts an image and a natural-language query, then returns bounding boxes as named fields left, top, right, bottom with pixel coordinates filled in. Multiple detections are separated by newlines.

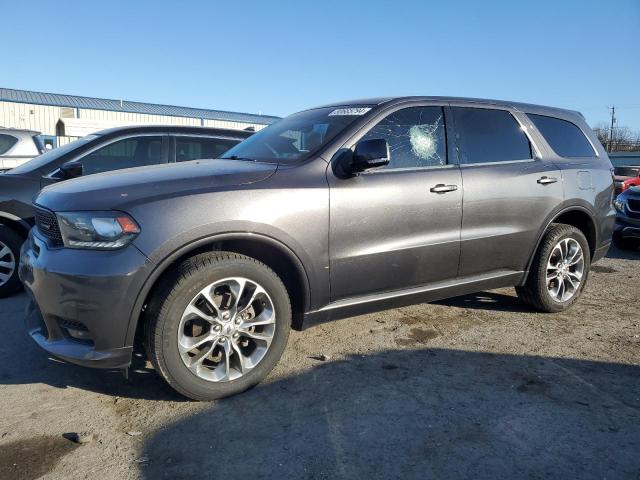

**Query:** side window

left=0, top=134, right=18, bottom=155
left=175, top=137, right=240, bottom=162
left=528, top=114, right=594, bottom=158
left=452, top=107, right=532, bottom=164
left=80, top=136, right=164, bottom=175
left=361, top=106, right=446, bottom=169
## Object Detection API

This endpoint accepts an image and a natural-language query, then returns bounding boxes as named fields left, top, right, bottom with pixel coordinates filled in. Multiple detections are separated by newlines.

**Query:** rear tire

left=0, top=225, right=24, bottom=298
left=612, top=231, right=639, bottom=251
left=516, top=224, right=590, bottom=313
left=145, top=252, right=291, bottom=401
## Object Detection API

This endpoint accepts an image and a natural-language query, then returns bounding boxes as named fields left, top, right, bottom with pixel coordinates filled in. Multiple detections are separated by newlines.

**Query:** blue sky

left=3, top=0, right=639, bottom=130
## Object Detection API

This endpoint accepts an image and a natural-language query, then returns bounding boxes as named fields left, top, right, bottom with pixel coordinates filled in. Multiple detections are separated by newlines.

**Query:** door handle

left=537, top=176, right=558, bottom=185
left=430, top=184, right=458, bottom=194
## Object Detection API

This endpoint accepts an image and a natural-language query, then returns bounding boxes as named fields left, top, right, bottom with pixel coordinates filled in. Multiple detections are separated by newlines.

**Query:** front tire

left=145, top=252, right=291, bottom=401
left=516, top=224, right=590, bottom=313
left=0, top=225, right=24, bottom=298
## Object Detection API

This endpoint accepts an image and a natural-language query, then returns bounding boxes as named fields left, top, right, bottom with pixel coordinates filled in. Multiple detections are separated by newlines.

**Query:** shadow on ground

left=0, top=294, right=182, bottom=401
left=605, top=245, right=640, bottom=260
left=434, top=290, right=531, bottom=312
left=140, top=349, right=640, bottom=480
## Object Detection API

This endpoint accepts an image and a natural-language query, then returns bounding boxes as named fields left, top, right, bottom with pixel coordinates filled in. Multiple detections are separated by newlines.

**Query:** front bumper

left=19, top=230, right=152, bottom=369
left=614, top=212, right=640, bottom=239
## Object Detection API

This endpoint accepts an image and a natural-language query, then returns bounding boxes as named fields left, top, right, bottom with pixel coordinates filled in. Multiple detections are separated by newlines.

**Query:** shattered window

left=361, top=106, right=447, bottom=169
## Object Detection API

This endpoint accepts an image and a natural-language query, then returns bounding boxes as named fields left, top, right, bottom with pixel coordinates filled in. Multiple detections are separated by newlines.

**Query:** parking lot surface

left=0, top=247, right=639, bottom=479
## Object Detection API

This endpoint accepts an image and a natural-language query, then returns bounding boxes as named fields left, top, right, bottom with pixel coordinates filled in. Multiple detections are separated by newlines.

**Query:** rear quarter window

left=0, top=134, right=18, bottom=155
left=528, top=114, right=595, bottom=158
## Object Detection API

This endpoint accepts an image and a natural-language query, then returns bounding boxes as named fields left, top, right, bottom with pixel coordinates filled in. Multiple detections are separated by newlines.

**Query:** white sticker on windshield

left=328, top=107, right=372, bottom=116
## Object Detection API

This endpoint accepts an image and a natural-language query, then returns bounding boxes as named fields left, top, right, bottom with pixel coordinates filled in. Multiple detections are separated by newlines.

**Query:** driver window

left=80, top=136, right=164, bottom=175
left=361, top=106, right=447, bottom=169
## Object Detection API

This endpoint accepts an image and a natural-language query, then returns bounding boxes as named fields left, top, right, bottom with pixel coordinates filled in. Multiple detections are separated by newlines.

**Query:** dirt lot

left=0, top=247, right=639, bottom=479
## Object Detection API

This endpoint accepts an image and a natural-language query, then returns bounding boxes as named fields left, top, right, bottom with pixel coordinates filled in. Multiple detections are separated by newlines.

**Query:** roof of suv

left=317, top=96, right=583, bottom=118
left=0, top=127, right=41, bottom=135
left=93, top=124, right=255, bottom=139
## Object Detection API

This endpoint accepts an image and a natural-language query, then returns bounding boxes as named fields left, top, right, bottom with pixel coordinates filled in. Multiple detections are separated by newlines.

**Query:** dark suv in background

left=0, top=125, right=252, bottom=296
left=20, top=97, right=615, bottom=400
left=613, top=186, right=640, bottom=250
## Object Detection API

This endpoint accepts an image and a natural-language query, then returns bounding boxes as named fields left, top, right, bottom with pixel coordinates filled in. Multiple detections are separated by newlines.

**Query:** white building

left=0, top=87, right=278, bottom=148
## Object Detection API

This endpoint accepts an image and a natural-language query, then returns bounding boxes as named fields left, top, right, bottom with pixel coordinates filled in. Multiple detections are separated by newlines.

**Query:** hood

left=624, top=185, right=640, bottom=197
left=35, top=159, right=277, bottom=212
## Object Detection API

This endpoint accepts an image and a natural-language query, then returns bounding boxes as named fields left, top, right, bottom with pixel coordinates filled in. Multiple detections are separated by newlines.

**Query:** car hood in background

left=35, top=159, right=278, bottom=212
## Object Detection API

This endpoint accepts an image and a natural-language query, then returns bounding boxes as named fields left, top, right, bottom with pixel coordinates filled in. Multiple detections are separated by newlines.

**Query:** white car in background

left=0, top=128, right=46, bottom=171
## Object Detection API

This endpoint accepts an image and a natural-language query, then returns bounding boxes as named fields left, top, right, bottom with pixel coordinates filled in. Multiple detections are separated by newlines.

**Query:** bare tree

left=593, top=122, right=610, bottom=146
left=591, top=122, right=640, bottom=152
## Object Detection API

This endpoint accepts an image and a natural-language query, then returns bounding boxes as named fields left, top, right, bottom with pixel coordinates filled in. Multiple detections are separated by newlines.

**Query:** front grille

left=34, top=206, right=63, bottom=246
left=57, top=318, right=89, bottom=332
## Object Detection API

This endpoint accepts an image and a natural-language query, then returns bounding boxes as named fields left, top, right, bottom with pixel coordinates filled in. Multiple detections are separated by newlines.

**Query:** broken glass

left=362, top=106, right=446, bottom=169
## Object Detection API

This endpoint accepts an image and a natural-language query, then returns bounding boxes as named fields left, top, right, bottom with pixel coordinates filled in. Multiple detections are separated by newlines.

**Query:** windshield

left=221, top=106, right=372, bottom=163
left=7, top=135, right=98, bottom=174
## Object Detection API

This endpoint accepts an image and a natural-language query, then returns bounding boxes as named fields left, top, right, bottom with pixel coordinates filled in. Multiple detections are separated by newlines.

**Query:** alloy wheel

left=0, top=241, right=16, bottom=287
left=546, top=238, right=584, bottom=302
left=177, top=277, right=276, bottom=382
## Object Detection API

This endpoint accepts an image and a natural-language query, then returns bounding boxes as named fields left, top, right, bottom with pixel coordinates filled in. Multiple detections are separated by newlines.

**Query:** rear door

left=451, top=105, right=563, bottom=277
left=328, top=104, right=462, bottom=300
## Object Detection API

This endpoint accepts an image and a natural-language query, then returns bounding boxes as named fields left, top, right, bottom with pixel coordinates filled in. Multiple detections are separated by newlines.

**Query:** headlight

left=614, top=197, right=626, bottom=213
left=56, top=211, right=140, bottom=250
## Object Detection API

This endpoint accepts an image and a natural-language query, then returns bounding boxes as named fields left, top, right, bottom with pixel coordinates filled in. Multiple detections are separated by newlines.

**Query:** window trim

left=526, top=113, right=598, bottom=158
left=457, top=157, right=537, bottom=168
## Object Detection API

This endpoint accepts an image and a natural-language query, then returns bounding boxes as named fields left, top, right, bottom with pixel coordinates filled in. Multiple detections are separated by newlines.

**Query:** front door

left=328, top=105, right=462, bottom=301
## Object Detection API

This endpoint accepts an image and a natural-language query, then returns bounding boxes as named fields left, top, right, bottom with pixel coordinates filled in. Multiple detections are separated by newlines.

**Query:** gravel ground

left=0, top=247, right=638, bottom=479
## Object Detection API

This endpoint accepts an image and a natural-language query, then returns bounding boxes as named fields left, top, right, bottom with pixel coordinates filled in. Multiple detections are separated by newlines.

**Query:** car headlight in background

left=57, top=211, right=140, bottom=249
left=613, top=197, right=626, bottom=213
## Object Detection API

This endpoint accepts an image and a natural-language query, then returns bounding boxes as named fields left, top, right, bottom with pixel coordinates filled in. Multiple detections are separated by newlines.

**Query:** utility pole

left=608, top=106, right=616, bottom=152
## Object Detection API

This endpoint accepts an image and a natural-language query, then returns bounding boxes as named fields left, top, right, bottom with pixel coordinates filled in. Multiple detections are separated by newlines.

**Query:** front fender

left=123, top=229, right=314, bottom=347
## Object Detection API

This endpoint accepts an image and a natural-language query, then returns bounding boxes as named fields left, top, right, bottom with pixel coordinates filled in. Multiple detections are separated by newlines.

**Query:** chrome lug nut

left=213, top=325, right=221, bottom=332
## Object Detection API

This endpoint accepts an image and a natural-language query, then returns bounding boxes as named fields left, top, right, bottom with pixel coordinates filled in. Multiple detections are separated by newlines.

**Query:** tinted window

left=452, top=107, right=532, bottom=164
left=362, top=106, right=446, bottom=169
left=528, top=114, right=594, bottom=157
left=175, top=137, right=239, bottom=162
left=0, top=134, right=18, bottom=155
left=81, top=136, right=164, bottom=175
left=221, top=107, right=367, bottom=163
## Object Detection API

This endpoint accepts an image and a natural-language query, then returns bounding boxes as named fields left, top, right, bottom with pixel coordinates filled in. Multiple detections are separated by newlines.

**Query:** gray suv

left=19, top=97, right=615, bottom=400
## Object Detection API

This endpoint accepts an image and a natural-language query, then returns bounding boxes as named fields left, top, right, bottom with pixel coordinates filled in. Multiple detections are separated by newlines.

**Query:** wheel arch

left=0, top=212, right=32, bottom=238
left=522, top=205, right=597, bottom=284
left=125, top=232, right=311, bottom=348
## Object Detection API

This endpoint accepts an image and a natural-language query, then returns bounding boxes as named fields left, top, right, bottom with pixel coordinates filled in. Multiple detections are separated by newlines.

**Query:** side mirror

left=59, top=161, right=84, bottom=180
left=351, top=139, right=390, bottom=173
